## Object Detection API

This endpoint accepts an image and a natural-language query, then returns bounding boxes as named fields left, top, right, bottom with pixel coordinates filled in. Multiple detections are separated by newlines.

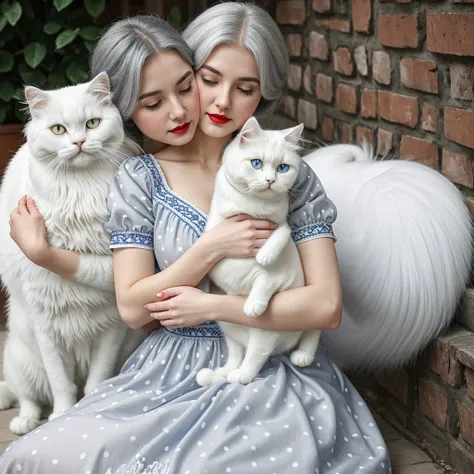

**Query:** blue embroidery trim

left=110, top=231, right=154, bottom=249
left=138, top=155, right=207, bottom=237
left=164, top=321, right=223, bottom=339
left=292, top=222, right=335, bottom=244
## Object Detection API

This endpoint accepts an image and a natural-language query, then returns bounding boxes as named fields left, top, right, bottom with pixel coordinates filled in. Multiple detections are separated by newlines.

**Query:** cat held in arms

left=0, top=72, right=145, bottom=435
left=197, top=117, right=324, bottom=386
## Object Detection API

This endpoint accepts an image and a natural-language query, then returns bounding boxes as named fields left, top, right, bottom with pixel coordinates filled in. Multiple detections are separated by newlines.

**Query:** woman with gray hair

left=0, top=3, right=390, bottom=474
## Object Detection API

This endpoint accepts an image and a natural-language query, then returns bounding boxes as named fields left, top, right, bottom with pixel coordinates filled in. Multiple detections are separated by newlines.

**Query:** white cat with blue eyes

left=197, top=117, right=321, bottom=386
left=0, top=73, right=145, bottom=435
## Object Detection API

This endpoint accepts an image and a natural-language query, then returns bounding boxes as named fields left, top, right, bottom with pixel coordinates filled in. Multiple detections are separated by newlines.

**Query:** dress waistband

left=163, top=321, right=223, bottom=339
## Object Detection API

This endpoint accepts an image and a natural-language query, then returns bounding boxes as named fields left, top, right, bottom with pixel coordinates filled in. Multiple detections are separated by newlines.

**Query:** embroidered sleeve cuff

left=291, top=222, right=336, bottom=245
left=109, top=231, right=154, bottom=250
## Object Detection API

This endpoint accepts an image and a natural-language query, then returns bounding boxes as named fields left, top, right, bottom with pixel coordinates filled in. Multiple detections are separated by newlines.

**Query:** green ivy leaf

left=14, top=100, right=27, bottom=122
left=168, top=6, right=181, bottom=29
left=0, top=51, right=13, bottom=72
left=84, top=40, right=95, bottom=53
left=24, top=42, right=47, bottom=69
left=53, top=0, right=74, bottom=12
left=47, top=70, right=68, bottom=89
left=13, top=87, right=24, bottom=101
left=19, top=62, right=46, bottom=86
left=44, top=22, right=62, bottom=35
left=56, top=28, right=79, bottom=49
left=4, top=1, right=21, bottom=26
left=79, top=26, right=101, bottom=41
left=0, top=79, right=14, bottom=101
left=66, top=62, right=88, bottom=84
left=84, top=0, right=105, bottom=18
left=0, top=101, right=8, bottom=124
left=0, top=16, right=7, bottom=33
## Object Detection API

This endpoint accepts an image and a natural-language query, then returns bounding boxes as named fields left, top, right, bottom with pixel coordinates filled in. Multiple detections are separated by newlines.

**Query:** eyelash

left=145, top=85, right=193, bottom=110
left=201, top=78, right=255, bottom=96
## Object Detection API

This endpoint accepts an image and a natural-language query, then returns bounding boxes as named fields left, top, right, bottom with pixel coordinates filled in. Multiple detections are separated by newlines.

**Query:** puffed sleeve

left=104, top=156, right=155, bottom=250
left=288, top=162, right=337, bottom=244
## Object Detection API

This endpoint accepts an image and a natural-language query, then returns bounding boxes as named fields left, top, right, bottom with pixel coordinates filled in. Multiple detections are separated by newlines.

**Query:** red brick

left=361, top=89, right=377, bottom=118
left=313, top=0, right=330, bottom=13
left=373, top=51, right=391, bottom=85
left=445, top=106, right=474, bottom=150
left=333, top=47, right=354, bottom=76
left=419, top=378, right=448, bottom=430
left=401, top=135, right=438, bottom=169
left=283, top=96, right=296, bottom=119
left=276, top=0, right=306, bottom=25
left=286, top=34, right=302, bottom=57
left=458, top=402, right=474, bottom=446
left=315, top=19, right=351, bottom=33
left=288, top=64, right=302, bottom=91
left=356, top=126, right=374, bottom=147
left=354, top=45, right=368, bottom=76
left=337, top=84, right=357, bottom=115
left=377, top=128, right=393, bottom=156
left=376, top=370, right=410, bottom=405
left=442, top=149, right=473, bottom=188
left=378, top=91, right=418, bottom=128
left=352, top=0, right=371, bottom=33
left=321, top=116, right=335, bottom=141
left=451, top=64, right=474, bottom=101
left=309, top=31, right=329, bottom=60
left=467, top=367, right=474, bottom=399
left=297, top=99, right=318, bottom=130
left=422, top=103, right=438, bottom=133
left=427, top=13, right=474, bottom=57
left=316, top=74, right=333, bottom=103
left=400, top=59, right=438, bottom=94
left=379, top=14, right=418, bottom=49
left=303, top=65, right=312, bottom=94
left=340, top=123, right=352, bottom=143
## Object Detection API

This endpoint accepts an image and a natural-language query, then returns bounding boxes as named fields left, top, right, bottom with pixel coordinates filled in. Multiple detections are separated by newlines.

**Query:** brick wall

left=274, top=1, right=474, bottom=472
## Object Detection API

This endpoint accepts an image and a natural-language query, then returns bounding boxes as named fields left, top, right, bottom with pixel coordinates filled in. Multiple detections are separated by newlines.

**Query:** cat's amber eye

left=86, top=118, right=101, bottom=129
left=51, top=124, right=66, bottom=135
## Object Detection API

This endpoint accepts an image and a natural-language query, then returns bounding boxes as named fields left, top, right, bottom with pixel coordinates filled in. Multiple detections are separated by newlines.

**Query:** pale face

left=196, top=44, right=262, bottom=138
left=132, top=50, right=200, bottom=145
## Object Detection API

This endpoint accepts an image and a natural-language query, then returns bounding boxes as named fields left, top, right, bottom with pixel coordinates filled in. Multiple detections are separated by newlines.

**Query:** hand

left=144, top=286, right=213, bottom=328
left=9, top=196, right=50, bottom=265
left=204, top=214, right=277, bottom=260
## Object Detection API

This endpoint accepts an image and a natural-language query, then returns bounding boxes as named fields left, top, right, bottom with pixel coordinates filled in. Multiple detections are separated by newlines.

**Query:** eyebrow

left=138, top=70, right=193, bottom=100
left=201, top=65, right=260, bottom=84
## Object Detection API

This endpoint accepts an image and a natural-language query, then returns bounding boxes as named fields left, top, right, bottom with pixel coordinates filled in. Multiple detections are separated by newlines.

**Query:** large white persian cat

left=305, top=145, right=473, bottom=373
left=197, top=117, right=321, bottom=386
left=0, top=72, right=145, bottom=435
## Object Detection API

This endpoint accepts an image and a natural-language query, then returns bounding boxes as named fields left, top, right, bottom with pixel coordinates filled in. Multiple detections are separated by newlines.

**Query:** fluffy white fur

left=305, top=144, right=473, bottom=373
left=196, top=117, right=321, bottom=386
left=0, top=73, right=145, bottom=435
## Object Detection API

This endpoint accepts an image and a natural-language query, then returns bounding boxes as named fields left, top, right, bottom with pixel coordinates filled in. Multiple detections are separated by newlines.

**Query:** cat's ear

left=238, top=116, right=263, bottom=146
left=86, top=72, right=112, bottom=104
left=24, top=86, right=49, bottom=113
left=282, top=123, right=304, bottom=146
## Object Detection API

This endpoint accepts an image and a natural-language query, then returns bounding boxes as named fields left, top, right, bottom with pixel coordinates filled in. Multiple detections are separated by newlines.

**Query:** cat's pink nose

left=266, top=179, right=275, bottom=185
left=74, top=141, right=84, bottom=150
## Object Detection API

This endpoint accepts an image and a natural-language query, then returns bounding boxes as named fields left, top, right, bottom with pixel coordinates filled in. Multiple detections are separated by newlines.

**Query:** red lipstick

left=207, top=113, right=230, bottom=125
left=170, top=122, right=190, bottom=134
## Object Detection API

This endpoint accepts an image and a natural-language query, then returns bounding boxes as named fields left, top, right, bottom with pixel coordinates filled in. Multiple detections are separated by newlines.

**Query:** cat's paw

left=196, top=368, right=225, bottom=387
left=84, top=381, right=100, bottom=395
left=9, top=416, right=42, bottom=436
left=290, top=350, right=315, bottom=367
left=243, top=299, right=268, bottom=318
left=256, top=249, right=278, bottom=267
left=48, top=411, right=65, bottom=422
left=214, top=365, right=234, bottom=378
left=227, top=369, right=257, bottom=385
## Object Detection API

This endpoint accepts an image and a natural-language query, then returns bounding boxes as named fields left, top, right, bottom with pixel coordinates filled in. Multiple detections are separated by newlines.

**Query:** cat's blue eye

left=277, top=164, right=290, bottom=173
left=251, top=159, right=263, bottom=170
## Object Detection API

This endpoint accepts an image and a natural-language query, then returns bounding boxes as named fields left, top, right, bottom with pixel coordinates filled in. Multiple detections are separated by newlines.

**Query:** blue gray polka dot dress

left=0, top=155, right=391, bottom=474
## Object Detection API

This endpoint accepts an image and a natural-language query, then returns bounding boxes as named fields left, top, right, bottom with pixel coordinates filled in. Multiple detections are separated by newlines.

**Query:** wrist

left=197, top=233, right=222, bottom=266
left=31, top=244, right=53, bottom=267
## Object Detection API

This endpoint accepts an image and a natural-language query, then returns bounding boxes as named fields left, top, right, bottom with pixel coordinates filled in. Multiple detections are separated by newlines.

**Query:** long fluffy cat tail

left=305, top=144, right=473, bottom=373
left=0, top=381, right=17, bottom=410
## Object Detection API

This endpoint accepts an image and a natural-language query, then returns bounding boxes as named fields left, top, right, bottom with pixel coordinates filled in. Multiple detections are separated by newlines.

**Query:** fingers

left=251, top=219, right=278, bottom=230
left=144, top=301, right=168, bottom=313
left=254, top=230, right=273, bottom=239
left=26, top=197, right=41, bottom=216
left=17, top=195, right=28, bottom=215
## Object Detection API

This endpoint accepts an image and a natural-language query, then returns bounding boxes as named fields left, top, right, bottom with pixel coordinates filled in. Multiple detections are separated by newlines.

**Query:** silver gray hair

left=90, top=15, right=193, bottom=138
left=183, top=2, right=288, bottom=116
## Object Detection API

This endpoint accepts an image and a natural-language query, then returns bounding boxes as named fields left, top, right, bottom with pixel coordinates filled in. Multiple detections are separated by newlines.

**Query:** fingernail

left=157, top=292, right=164, bottom=298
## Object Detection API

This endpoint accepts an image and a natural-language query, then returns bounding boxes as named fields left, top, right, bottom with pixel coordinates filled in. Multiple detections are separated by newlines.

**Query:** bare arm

left=208, top=238, right=342, bottom=331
